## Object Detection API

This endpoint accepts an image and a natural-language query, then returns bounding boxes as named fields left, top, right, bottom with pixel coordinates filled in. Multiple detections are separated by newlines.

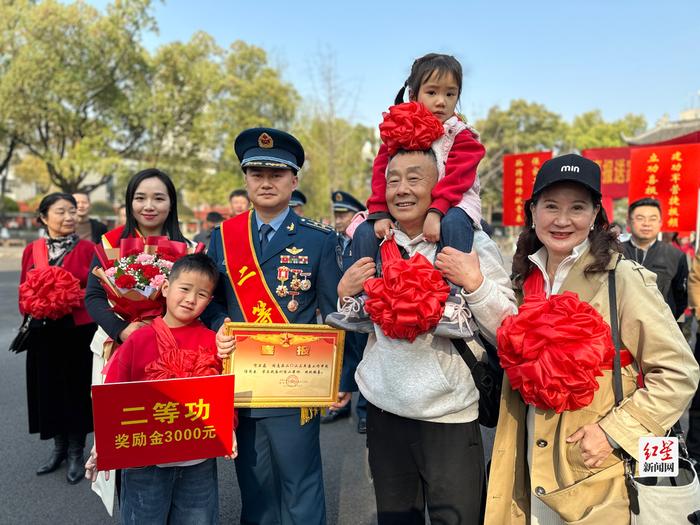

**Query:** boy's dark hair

left=229, top=189, right=249, bottom=201
left=395, top=53, right=463, bottom=105
left=628, top=197, right=662, bottom=216
left=168, top=253, right=219, bottom=289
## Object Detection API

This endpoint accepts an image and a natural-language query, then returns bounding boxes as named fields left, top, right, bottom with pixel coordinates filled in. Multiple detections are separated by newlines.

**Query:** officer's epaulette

left=299, top=217, right=334, bottom=233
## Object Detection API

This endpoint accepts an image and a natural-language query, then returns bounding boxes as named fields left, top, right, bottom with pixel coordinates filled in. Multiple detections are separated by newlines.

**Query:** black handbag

left=9, top=314, right=41, bottom=353
left=451, top=336, right=502, bottom=428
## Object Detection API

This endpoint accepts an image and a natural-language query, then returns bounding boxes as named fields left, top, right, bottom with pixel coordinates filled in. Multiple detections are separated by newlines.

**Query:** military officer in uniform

left=321, top=190, right=370, bottom=433
left=289, top=189, right=307, bottom=217
left=203, top=128, right=342, bottom=524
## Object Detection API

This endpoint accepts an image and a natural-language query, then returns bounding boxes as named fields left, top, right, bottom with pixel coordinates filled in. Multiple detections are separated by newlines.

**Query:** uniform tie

left=259, top=223, right=273, bottom=251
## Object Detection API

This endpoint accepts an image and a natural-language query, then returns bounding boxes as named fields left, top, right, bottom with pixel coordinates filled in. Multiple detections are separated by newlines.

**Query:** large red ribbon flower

left=379, top=102, right=445, bottom=156
left=19, top=266, right=82, bottom=320
left=364, top=239, right=450, bottom=342
left=144, top=318, right=221, bottom=380
left=496, top=269, right=615, bottom=413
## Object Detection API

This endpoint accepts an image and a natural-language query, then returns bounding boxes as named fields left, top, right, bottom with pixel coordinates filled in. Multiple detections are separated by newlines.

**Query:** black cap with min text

left=532, top=153, right=601, bottom=198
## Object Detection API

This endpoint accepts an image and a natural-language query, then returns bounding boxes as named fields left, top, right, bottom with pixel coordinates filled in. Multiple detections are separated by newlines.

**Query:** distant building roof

left=623, top=114, right=700, bottom=146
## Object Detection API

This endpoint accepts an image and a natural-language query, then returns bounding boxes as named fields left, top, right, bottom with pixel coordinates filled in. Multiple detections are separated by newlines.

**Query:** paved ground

left=0, top=246, right=494, bottom=524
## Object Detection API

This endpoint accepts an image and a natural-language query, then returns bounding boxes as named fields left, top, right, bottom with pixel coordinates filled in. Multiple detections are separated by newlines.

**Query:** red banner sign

left=92, top=375, right=235, bottom=470
left=581, top=147, right=630, bottom=199
left=502, top=151, right=553, bottom=226
left=629, top=144, right=700, bottom=232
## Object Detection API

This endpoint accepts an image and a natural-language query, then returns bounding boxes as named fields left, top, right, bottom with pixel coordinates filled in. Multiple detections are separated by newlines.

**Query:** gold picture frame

left=223, top=322, right=345, bottom=408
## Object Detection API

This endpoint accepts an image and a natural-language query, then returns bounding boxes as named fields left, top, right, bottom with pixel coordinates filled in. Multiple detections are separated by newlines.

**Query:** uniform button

left=535, top=486, right=546, bottom=496
left=536, top=439, right=548, bottom=448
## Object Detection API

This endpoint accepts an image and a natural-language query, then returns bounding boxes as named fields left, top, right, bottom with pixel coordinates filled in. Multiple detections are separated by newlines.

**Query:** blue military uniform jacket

left=203, top=208, right=341, bottom=417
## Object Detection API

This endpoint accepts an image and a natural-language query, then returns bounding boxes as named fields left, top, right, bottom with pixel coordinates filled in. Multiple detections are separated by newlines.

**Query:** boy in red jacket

left=86, top=253, right=236, bottom=524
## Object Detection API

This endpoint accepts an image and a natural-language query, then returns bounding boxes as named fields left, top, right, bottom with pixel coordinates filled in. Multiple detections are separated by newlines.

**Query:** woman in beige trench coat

left=485, top=154, right=699, bottom=525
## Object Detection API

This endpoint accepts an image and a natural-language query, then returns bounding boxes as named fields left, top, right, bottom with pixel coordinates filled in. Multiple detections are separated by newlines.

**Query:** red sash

left=221, top=211, right=288, bottom=324
left=101, top=225, right=127, bottom=249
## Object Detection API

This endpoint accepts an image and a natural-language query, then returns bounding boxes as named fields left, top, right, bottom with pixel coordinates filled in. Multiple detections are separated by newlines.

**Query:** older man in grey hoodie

left=335, top=148, right=516, bottom=525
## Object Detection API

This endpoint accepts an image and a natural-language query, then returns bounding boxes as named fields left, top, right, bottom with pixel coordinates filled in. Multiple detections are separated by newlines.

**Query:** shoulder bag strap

left=608, top=254, right=641, bottom=515
left=452, top=337, right=478, bottom=369
left=608, top=266, right=624, bottom=406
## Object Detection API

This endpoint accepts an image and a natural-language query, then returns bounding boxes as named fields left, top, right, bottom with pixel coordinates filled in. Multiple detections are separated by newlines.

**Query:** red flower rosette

left=19, top=266, right=82, bottom=320
left=364, top=239, right=450, bottom=342
left=144, top=318, right=221, bottom=380
left=145, top=346, right=221, bottom=380
left=496, top=270, right=615, bottom=413
left=379, top=102, right=445, bottom=156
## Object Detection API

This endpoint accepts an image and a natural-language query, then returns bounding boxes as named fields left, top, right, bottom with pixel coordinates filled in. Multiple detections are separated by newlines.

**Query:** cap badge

left=258, top=132, right=274, bottom=149
left=335, top=193, right=343, bottom=202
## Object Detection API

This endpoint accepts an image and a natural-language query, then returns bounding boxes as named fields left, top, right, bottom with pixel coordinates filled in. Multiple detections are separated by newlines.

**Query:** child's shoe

left=325, top=294, right=373, bottom=333
left=433, top=291, right=478, bottom=339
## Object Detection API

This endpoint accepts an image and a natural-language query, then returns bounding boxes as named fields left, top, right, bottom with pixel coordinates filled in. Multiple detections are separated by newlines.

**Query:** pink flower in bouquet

left=135, top=253, right=155, bottom=265
left=149, top=274, right=166, bottom=288
left=105, top=266, right=117, bottom=278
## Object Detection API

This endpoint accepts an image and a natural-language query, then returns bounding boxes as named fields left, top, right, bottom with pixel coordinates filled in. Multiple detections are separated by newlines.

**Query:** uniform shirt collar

left=528, top=238, right=590, bottom=297
left=254, top=207, right=290, bottom=234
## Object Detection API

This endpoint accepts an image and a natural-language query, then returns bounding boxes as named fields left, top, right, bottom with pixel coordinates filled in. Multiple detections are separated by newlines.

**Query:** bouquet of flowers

left=92, top=236, right=203, bottom=323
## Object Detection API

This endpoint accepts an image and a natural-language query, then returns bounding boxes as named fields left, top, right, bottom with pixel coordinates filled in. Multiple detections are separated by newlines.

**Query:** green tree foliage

left=565, top=110, right=646, bottom=150
left=295, top=117, right=375, bottom=220
left=2, top=195, right=18, bottom=212
left=475, top=99, right=566, bottom=208
left=194, top=41, right=300, bottom=208
left=474, top=101, right=647, bottom=211
left=0, top=0, right=154, bottom=193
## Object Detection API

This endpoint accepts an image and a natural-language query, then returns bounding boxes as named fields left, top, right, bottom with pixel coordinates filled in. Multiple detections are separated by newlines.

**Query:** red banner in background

left=502, top=151, right=553, bottom=226
left=582, top=147, right=630, bottom=199
left=629, top=144, right=700, bottom=232
left=92, top=375, right=234, bottom=471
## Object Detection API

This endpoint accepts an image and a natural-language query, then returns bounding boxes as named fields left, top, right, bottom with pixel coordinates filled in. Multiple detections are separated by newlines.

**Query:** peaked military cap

left=235, top=127, right=305, bottom=172
left=290, top=189, right=307, bottom=208
left=331, top=190, right=366, bottom=213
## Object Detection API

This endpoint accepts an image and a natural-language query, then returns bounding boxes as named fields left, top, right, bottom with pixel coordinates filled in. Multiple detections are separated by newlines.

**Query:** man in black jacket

left=622, top=197, right=688, bottom=319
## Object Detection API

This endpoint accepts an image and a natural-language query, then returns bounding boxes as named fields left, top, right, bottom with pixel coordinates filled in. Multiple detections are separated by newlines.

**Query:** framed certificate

left=223, top=322, right=345, bottom=408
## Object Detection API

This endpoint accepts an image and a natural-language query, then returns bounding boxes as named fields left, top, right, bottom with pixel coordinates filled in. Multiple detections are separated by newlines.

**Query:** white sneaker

left=433, top=293, right=479, bottom=339
left=325, top=295, right=373, bottom=333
